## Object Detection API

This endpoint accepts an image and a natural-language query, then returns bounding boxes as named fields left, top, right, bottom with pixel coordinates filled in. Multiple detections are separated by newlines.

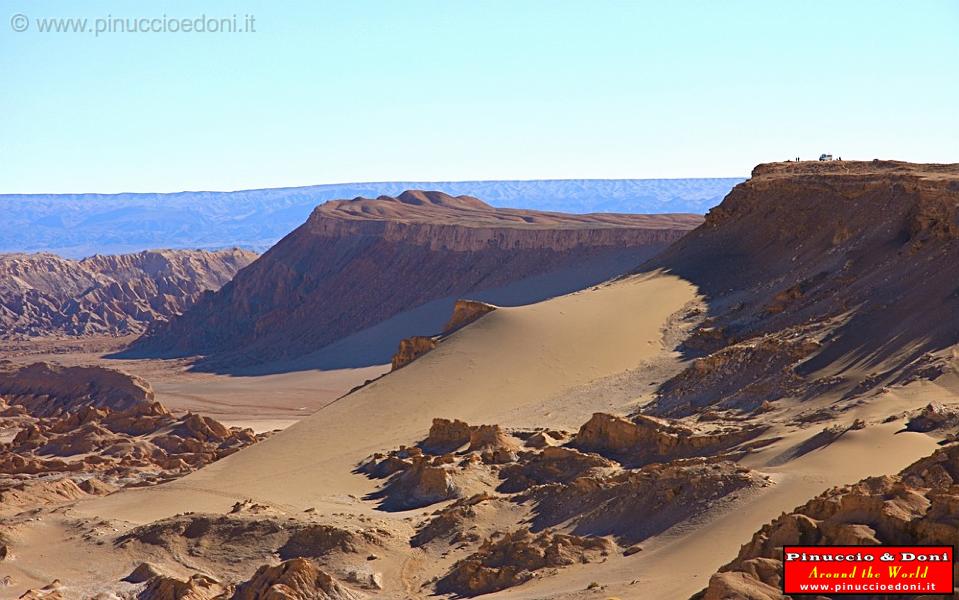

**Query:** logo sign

left=783, top=545, right=954, bottom=596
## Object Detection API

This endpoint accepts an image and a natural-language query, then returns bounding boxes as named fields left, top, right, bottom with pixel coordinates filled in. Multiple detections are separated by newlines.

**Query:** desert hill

left=125, top=190, right=701, bottom=371
left=0, top=248, right=256, bottom=339
left=647, top=160, right=959, bottom=416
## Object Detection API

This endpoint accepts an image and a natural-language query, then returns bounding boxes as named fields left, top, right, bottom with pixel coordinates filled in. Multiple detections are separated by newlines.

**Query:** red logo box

left=783, top=545, right=954, bottom=596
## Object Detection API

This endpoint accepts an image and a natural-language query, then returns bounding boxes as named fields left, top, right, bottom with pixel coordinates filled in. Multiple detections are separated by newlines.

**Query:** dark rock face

left=0, top=248, right=256, bottom=338
left=645, top=161, right=959, bottom=415
left=127, top=191, right=699, bottom=370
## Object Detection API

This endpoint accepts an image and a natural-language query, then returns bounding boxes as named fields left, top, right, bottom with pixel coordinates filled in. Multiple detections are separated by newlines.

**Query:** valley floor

left=0, top=336, right=386, bottom=433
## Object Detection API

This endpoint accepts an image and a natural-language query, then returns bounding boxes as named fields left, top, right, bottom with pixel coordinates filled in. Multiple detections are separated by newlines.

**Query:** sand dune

left=81, top=272, right=697, bottom=523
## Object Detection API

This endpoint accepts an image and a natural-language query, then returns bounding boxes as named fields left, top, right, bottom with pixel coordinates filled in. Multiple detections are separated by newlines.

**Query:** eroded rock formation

left=233, top=558, right=365, bottom=600
left=696, top=442, right=959, bottom=599
left=357, top=413, right=768, bottom=594
left=438, top=529, right=613, bottom=596
left=0, top=362, right=266, bottom=511
left=0, top=249, right=255, bottom=339
left=573, top=412, right=766, bottom=466
left=443, top=300, right=497, bottom=334
left=390, top=300, right=498, bottom=371
left=390, top=336, right=436, bottom=371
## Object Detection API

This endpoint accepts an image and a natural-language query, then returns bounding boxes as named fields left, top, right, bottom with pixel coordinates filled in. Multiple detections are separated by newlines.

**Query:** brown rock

left=0, top=362, right=155, bottom=416
left=906, top=402, right=959, bottom=432
left=390, top=336, right=437, bottom=371
left=232, top=558, right=364, bottom=600
left=421, top=418, right=471, bottom=453
left=443, top=300, right=496, bottom=334
left=698, top=443, right=959, bottom=598
left=523, top=458, right=764, bottom=544
left=279, top=525, right=364, bottom=559
left=1, top=365, right=266, bottom=511
left=438, top=529, right=613, bottom=596
left=574, top=412, right=763, bottom=466
left=647, top=161, right=959, bottom=412
left=498, top=446, right=613, bottom=493
left=139, top=573, right=227, bottom=600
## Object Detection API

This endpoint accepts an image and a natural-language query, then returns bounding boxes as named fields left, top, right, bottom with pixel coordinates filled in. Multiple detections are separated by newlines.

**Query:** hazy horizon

left=0, top=175, right=744, bottom=198
left=0, top=178, right=735, bottom=257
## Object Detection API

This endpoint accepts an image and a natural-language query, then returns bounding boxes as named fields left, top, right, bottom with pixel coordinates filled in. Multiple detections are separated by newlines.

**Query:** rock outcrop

left=390, top=300, right=498, bottom=371
left=233, top=558, right=365, bottom=600
left=573, top=412, right=765, bottom=466
left=139, top=573, right=228, bottom=600
left=443, top=300, right=497, bottom=334
left=390, top=336, right=436, bottom=371
left=359, top=415, right=767, bottom=566
left=0, top=362, right=266, bottom=511
left=126, top=191, right=699, bottom=370
left=906, top=402, right=959, bottom=433
left=421, top=418, right=472, bottom=453
left=15, top=580, right=65, bottom=599
left=696, top=442, right=959, bottom=599
left=0, top=361, right=154, bottom=416
left=0, top=249, right=255, bottom=339
left=522, top=457, right=764, bottom=544
left=437, top=529, right=613, bottom=596
left=135, top=558, right=364, bottom=600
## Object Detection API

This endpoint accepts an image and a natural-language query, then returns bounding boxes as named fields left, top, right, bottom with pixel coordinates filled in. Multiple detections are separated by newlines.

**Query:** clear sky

left=2, top=0, right=957, bottom=193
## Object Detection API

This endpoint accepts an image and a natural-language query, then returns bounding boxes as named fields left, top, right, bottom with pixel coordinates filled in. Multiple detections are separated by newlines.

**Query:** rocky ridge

left=126, top=191, right=700, bottom=370
left=646, top=161, right=959, bottom=416
left=0, top=248, right=256, bottom=339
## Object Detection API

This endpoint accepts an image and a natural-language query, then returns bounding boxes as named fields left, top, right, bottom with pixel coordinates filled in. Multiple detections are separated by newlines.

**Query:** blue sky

left=2, top=1, right=957, bottom=193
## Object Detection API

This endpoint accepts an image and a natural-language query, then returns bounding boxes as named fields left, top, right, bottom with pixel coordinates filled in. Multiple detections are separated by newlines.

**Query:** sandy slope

left=77, top=272, right=697, bottom=524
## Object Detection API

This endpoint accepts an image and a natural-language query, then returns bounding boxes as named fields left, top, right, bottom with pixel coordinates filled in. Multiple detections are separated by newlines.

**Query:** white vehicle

left=819, top=153, right=833, bottom=161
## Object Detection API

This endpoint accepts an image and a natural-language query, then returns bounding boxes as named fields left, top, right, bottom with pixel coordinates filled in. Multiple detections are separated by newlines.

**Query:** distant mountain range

left=0, top=178, right=741, bottom=257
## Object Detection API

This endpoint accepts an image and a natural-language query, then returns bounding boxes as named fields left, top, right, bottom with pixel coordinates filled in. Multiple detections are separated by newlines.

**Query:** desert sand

left=0, top=337, right=386, bottom=434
